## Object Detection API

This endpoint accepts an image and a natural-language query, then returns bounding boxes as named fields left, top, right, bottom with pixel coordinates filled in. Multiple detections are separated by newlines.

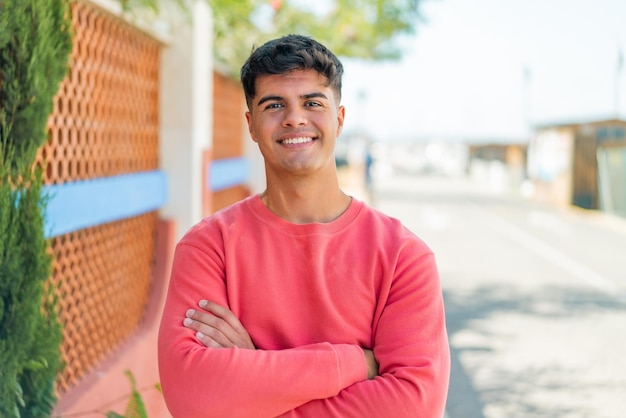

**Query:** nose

left=282, top=105, right=307, bottom=127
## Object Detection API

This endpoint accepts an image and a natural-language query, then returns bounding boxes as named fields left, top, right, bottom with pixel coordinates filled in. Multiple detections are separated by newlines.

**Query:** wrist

left=363, top=349, right=379, bottom=379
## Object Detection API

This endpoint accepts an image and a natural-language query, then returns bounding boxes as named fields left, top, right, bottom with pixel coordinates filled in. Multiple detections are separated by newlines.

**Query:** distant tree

left=118, top=0, right=423, bottom=75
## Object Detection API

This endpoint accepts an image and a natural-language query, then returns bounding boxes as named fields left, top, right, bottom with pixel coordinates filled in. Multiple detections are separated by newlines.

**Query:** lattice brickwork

left=210, top=71, right=250, bottom=213
left=212, top=185, right=250, bottom=213
left=37, top=1, right=160, bottom=184
left=36, top=1, right=162, bottom=392
left=213, top=71, right=245, bottom=160
left=51, top=213, right=157, bottom=392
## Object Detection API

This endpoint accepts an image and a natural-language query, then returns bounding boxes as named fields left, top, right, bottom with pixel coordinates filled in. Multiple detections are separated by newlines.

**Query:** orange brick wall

left=212, top=71, right=246, bottom=159
left=37, top=1, right=162, bottom=395
left=209, top=71, right=251, bottom=213
left=212, top=185, right=250, bottom=211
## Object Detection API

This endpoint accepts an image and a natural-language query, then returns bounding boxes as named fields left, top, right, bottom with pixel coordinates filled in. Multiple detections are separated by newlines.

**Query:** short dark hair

left=240, top=34, right=344, bottom=107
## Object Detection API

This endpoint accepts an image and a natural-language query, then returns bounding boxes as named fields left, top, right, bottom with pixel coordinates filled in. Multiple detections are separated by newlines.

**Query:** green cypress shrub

left=0, top=0, right=72, bottom=416
left=0, top=160, right=62, bottom=417
left=0, top=0, right=73, bottom=171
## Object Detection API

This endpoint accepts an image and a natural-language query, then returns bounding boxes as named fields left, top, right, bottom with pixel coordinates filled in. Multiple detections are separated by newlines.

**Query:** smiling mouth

left=280, top=137, right=315, bottom=145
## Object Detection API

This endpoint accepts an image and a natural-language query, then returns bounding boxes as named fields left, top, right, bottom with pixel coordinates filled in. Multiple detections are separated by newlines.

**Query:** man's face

left=245, top=69, right=345, bottom=178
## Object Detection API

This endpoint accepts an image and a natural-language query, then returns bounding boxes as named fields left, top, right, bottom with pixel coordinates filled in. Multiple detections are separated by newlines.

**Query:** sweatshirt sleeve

left=158, top=238, right=367, bottom=418
left=278, top=250, right=450, bottom=418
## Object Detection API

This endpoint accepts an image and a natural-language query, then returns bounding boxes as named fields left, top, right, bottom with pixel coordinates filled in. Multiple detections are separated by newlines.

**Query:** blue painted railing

left=209, top=157, right=250, bottom=192
left=43, top=170, right=168, bottom=238
left=42, top=157, right=250, bottom=238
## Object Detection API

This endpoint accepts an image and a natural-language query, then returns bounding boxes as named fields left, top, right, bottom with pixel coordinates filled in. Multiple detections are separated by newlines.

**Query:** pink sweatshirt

left=158, top=195, right=450, bottom=417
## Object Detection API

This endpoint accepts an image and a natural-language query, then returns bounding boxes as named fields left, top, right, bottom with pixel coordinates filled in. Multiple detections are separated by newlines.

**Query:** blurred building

left=527, top=118, right=626, bottom=217
left=467, top=141, right=527, bottom=194
left=40, top=1, right=259, bottom=416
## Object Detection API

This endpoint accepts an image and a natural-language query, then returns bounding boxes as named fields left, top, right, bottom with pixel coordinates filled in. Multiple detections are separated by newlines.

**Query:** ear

left=336, top=105, right=345, bottom=137
left=245, top=111, right=258, bottom=142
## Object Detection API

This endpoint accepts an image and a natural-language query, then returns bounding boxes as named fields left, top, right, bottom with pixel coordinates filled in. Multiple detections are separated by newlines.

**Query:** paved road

left=370, top=172, right=626, bottom=418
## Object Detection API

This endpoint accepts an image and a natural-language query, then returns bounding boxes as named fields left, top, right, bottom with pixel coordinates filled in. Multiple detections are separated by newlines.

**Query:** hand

left=183, top=300, right=255, bottom=349
left=363, top=349, right=379, bottom=379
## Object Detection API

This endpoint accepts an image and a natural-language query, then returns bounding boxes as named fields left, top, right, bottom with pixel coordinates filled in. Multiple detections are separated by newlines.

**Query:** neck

left=261, top=175, right=351, bottom=224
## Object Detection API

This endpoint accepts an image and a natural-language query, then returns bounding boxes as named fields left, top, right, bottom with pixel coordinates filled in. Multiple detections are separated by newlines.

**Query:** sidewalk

left=346, top=166, right=626, bottom=418
left=370, top=170, right=626, bottom=418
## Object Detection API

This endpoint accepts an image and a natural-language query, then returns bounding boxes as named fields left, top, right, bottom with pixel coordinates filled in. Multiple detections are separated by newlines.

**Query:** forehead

left=254, top=69, right=330, bottom=94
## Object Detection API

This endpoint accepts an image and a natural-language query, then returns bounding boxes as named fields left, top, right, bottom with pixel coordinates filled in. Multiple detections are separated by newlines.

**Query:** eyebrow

left=256, top=92, right=329, bottom=107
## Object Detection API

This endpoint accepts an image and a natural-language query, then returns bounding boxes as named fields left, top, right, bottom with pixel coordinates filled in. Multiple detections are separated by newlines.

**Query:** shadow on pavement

left=443, top=284, right=626, bottom=418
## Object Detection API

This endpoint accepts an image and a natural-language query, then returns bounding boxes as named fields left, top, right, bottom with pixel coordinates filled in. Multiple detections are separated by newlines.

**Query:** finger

left=184, top=306, right=254, bottom=349
left=197, top=301, right=255, bottom=349
left=183, top=314, right=231, bottom=348
left=196, top=331, right=224, bottom=349
left=186, top=306, right=241, bottom=345
left=199, top=300, right=246, bottom=333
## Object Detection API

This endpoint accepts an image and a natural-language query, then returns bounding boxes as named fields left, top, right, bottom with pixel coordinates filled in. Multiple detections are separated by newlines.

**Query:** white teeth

left=281, top=137, right=313, bottom=144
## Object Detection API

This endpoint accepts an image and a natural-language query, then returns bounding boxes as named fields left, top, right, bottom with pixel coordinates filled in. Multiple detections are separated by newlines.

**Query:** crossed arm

left=158, top=239, right=450, bottom=417
left=183, top=299, right=380, bottom=380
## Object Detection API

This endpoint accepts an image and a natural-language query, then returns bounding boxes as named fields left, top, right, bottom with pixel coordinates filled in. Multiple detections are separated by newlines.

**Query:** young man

left=158, top=34, right=450, bottom=417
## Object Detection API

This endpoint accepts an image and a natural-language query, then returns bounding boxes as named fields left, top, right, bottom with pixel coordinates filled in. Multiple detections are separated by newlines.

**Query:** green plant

left=0, top=159, right=62, bottom=417
left=105, top=370, right=162, bottom=418
left=0, top=0, right=73, bottom=416
left=0, top=0, right=73, bottom=170
left=50, top=371, right=161, bottom=417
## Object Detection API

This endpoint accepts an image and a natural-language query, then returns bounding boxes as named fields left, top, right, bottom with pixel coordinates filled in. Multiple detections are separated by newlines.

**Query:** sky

left=339, top=0, right=626, bottom=143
